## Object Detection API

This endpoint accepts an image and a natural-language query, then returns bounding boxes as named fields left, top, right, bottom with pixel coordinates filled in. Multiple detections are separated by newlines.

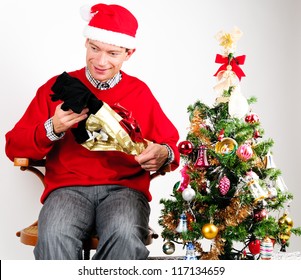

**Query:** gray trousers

left=34, top=185, right=150, bottom=260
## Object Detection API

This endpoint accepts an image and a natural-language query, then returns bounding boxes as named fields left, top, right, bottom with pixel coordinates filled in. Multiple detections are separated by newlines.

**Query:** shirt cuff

left=44, top=118, right=65, bottom=141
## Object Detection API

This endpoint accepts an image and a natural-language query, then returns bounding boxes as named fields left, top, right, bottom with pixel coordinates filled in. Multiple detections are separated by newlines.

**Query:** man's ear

left=125, top=48, right=136, bottom=60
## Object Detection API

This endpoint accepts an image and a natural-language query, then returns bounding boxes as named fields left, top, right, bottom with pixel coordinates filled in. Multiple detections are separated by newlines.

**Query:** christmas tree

left=159, top=27, right=301, bottom=260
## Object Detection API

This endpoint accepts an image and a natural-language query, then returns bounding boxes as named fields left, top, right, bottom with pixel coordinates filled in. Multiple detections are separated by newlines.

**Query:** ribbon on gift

left=214, top=54, right=246, bottom=80
left=111, top=103, right=146, bottom=144
left=82, top=102, right=149, bottom=155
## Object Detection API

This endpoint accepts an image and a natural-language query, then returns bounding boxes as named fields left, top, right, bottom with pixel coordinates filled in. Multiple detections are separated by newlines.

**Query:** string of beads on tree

left=159, top=27, right=301, bottom=260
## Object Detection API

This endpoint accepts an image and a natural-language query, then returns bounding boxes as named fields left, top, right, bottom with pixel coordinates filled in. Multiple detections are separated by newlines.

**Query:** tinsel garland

left=197, top=233, right=224, bottom=260
left=162, top=212, right=177, bottom=232
left=189, top=109, right=211, bottom=145
left=217, top=197, right=253, bottom=228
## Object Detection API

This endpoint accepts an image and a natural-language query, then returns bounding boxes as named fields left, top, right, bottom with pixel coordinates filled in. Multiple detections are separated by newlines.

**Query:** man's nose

left=97, top=52, right=107, bottom=65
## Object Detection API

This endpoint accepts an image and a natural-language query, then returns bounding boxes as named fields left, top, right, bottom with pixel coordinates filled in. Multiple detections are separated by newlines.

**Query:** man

left=5, top=3, right=180, bottom=260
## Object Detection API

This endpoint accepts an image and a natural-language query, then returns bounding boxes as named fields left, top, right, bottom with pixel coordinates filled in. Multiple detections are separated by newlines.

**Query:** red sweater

left=5, top=68, right=180, bottom=202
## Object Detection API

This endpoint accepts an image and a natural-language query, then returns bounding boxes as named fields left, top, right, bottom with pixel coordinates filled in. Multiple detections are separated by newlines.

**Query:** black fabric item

left=50, top=72, right=104, bottom=143
left=71, top=121, right=90, bottom=144
left=51, top=71, right=103, bottom=114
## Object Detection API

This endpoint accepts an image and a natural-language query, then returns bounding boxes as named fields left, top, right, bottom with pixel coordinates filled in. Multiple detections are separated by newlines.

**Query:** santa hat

left=80, top=3, right=138, bottom=49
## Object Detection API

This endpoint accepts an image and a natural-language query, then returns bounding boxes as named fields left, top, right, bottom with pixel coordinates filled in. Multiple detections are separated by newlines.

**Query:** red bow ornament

left=214, top=54, right=246, bottom=81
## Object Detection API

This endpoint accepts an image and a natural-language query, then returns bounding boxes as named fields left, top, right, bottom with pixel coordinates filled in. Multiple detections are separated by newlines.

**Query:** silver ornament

left=182, top=185, right=196, bottom=201
left=162, top=241, right=175, bottom=255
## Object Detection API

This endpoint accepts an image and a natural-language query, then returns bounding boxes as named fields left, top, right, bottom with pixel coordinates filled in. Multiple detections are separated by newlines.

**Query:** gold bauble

left=278, top=213, right=294, bottom=229
left=215, top=138, right=238, bottom=156
left=279, top=231, right=291, bottom=241
left=278, top=213, right=293, bottom=242
left=201, top=223, right=219, bottom=239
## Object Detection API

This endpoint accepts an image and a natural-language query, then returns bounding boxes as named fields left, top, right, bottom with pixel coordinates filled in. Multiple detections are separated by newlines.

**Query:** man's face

left=85, top=39, right=135, bottom=82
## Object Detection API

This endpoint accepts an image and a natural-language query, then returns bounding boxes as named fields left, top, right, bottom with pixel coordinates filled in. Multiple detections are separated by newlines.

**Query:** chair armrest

left=14, top=158, right=46, bottom=186
left=14, top=158, right=46, bottom=167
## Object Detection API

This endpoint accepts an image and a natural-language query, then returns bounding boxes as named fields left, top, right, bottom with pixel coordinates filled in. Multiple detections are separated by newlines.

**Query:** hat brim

left=83, top=25, right=136, bottom=49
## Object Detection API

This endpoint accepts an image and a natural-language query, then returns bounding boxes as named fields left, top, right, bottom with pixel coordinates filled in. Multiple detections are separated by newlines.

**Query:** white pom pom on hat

left=80, top=3, right=138, bottom=49
left=80, top=5, right=94, bottom=22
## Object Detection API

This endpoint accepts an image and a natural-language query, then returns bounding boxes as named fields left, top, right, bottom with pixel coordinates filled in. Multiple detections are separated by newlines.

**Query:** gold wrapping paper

left=82, top=102, right=148, bottom=155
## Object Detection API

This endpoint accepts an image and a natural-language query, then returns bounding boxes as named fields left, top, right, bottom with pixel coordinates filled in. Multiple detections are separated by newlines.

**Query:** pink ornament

left=194, top=145, right=210, bottom=169
left=253, top=208, right=267, bottom=222
left=219, top=175, right=230, bottom=195
left=178, top=165, right=190, bottom=192
left=178, top=141, right=193, bottom=155
left=236, top=144, right=253, bottom=161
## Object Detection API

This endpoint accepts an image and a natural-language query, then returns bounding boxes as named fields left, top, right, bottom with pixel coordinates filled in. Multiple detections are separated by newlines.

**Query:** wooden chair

left=14, top=157, right=169, bottom=259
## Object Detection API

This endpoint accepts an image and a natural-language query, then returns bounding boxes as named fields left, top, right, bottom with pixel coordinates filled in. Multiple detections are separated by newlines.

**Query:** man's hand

left=52, top=103, right=89, bottom=134
left=135, top=143, right=168, bottom=171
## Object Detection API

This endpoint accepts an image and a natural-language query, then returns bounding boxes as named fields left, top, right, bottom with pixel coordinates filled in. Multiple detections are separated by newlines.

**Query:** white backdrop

left=1, top=0, right=300, bottom=259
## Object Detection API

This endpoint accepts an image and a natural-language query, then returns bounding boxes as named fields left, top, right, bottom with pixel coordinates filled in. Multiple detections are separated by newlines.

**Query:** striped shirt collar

left=85, top=67, right=122, bottom=90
